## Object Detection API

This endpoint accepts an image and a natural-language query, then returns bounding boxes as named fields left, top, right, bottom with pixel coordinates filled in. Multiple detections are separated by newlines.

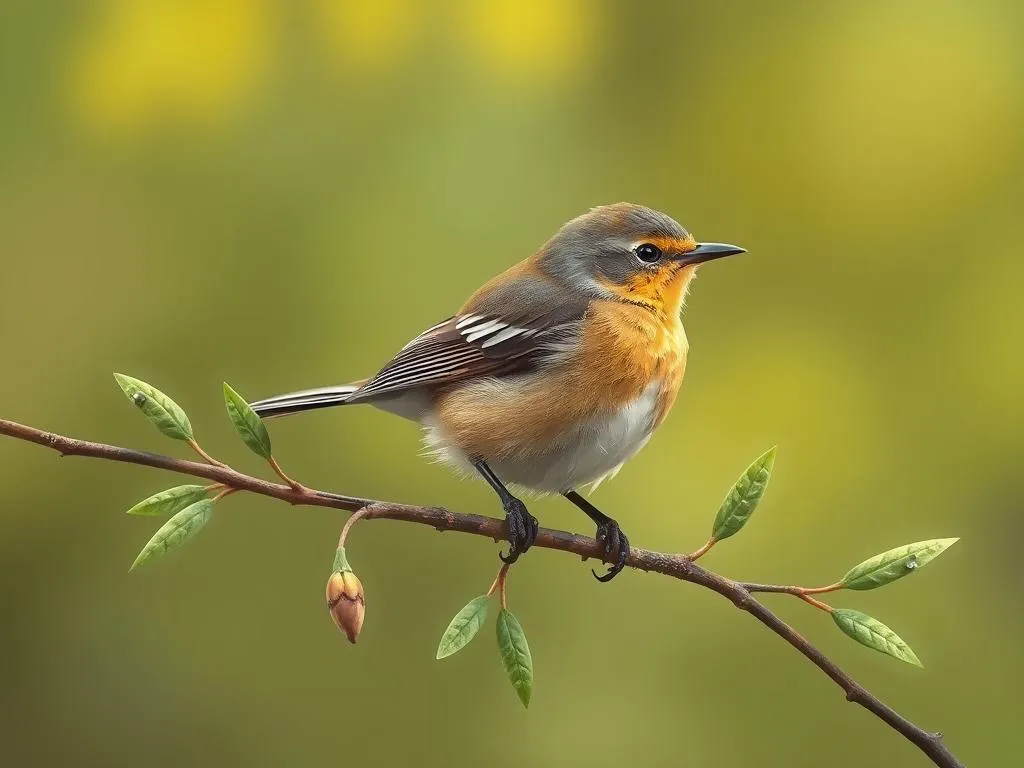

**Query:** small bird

left=251, top=203, right=744, bottom=581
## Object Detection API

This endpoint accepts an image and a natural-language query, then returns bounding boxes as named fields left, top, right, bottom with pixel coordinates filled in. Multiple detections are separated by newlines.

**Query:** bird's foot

left=499, top=496, right=538, bottom=564
left=592, top=518, right=630, bottom=582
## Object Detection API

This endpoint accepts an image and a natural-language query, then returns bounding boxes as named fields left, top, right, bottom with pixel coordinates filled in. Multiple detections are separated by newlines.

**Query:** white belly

left=420, top=379, right=662, bottom=493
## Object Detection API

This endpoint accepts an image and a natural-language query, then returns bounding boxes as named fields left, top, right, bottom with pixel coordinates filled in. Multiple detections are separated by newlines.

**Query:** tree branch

left=0, top=417, right=963, bottom=768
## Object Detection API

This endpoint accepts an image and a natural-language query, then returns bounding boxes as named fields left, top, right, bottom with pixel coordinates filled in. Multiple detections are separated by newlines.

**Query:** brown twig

left=740, top=580, right=845, bottom=596
left=0, top=417, right=963, bottom=768
left=740, top=580, right=844, bottom=613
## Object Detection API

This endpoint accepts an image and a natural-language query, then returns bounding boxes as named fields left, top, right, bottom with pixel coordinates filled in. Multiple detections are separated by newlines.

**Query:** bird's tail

left=249, top=384, right=361, bottom=418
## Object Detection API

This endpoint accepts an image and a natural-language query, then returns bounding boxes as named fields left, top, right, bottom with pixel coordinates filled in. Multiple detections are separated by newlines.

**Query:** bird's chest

left=438, top=376, right=669, bottom=493
left=426, top=301, right=688, bottom=490
left=574, top=301, right=688, bottom=428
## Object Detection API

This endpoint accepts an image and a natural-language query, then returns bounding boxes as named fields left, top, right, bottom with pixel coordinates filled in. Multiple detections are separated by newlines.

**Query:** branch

left=0, top=418, right=963, bottom=768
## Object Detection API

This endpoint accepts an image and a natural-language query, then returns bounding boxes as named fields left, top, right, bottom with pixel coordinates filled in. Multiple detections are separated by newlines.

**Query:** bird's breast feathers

left=427, top=300, right=687, bottom=491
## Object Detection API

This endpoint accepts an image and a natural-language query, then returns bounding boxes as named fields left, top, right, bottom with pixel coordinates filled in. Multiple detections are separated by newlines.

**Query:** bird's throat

left=612, top=264, right=697, bottom=320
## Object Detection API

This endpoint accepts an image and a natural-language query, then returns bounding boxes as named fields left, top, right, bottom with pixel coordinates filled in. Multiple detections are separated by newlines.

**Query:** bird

left=251, top=203, right=745, bottom=581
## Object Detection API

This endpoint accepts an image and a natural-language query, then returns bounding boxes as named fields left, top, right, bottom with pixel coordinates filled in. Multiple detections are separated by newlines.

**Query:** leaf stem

left=212, top=487, right=237, bottom=503
left=267, top=455, right=308, bottom=493
left=799, top=581, right=845, bottom=595
left=738, top=581, right=839, bottom=612
left=487, top=562, right=511, bottom=609
left=686, top=536, right=717, bottom=561
left=798, top=593, right=834, bottom=613
left=740, top=581, right=845, bottom=596
left=188, top=438, right=228, bottom=469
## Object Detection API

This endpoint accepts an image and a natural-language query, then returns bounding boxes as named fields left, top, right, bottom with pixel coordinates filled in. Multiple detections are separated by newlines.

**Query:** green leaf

left=496, top=608, right=533, bottom=708
left=126, top=485, right=210, bottom=516
left=711, top=446, right=777, bottom=540
left=130, top=499, right=214, bottom=571
left=114, top=373, right=193, bottom=441
left=223, top=382, right=272, bottom=459
left=840, top=538, right=959, bottom=590
left=436, top=596, right=490, bottom=660
left=831, top=608, right=922, bottom=667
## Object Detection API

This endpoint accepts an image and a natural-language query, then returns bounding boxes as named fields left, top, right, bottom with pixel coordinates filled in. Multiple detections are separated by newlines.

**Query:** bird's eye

left=634, top=243, right=662, bottom=263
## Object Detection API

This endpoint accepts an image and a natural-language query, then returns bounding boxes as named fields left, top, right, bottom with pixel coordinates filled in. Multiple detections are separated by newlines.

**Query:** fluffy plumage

left=251, top=202, right=736, bottom=492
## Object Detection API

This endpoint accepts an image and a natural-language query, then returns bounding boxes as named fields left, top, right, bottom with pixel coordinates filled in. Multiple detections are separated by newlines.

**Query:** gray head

left=536, top=202, right=744, bottom=299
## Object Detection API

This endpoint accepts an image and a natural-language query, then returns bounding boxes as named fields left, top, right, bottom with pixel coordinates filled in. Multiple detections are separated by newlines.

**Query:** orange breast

left=580, top=299, right=688, bottom=429
left=433, top=299, right=688, bottom=461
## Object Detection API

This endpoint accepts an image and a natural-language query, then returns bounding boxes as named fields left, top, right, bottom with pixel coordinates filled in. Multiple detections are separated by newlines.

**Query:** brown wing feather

left=347, top=272, right=585, bottom=404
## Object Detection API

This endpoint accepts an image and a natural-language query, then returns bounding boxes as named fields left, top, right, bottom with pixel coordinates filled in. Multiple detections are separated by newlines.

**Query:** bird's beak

left=675, top=242, right=746, bottom=266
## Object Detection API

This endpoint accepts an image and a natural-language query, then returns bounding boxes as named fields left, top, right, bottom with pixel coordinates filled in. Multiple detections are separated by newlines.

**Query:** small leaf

left=130, top=499, right=214, bottom=570
left=841, top=538, right=959, bottom=590
left=223, top=382, right=272, bottom=459
left=831, top=608, right=922, bottom=667
left=496, top=608, right=533, bottom=708
left=712, top=446, right=777, bottom=540
left=114, top=373, right=193, bottom=441
left=436, top=595, right=490, bottom=660
left=126, top=485, right=210, bottom=516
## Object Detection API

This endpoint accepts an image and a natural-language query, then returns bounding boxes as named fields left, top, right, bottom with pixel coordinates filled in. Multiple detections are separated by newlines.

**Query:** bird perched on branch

left=251, top=203, right=745, bottom=581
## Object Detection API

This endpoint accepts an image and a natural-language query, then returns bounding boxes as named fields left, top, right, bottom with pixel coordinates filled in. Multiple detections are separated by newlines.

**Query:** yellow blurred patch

left=316, top=0, right=422, bottom=71
left=458, top=0, right=596, bottom=84
left=809, top=4, right=1018, bottom=226
left=68, top=0, right=271, bottom=136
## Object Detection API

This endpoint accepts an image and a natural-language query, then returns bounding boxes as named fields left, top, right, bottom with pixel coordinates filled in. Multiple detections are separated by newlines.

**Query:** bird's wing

left=347, top=274, right=585, bottom=403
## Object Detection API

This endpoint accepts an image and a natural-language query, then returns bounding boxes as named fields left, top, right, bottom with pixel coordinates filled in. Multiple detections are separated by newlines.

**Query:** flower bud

left=326, top=570, right=365, bottom=643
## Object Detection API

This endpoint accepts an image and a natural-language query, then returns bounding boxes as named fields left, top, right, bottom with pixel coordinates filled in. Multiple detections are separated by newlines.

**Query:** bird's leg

left=473, top=460, right=538, bottom=564
left=563, top=490, right=630, bottom=582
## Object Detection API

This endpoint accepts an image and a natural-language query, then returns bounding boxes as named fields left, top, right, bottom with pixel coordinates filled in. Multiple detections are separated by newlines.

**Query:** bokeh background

left=1, top=1, right=1022, bottom=766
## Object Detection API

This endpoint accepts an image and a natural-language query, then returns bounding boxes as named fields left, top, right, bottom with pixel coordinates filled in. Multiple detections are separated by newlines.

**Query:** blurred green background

left=1, top=1, right=1021, bottom=766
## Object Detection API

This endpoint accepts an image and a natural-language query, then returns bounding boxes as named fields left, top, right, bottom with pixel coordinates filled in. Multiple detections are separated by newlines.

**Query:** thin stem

left=739, top=581, right=837, bottom=612
left=798, top=593, right=834, bottom=613
left=212, top=487, right=237, bottom=502
left=268, top=455, right=307, bottom=492
left=800, top=581, right=845, bottom=595
left=0, top=417, right=963, bottom=768
left=339, top=505, right=372, bottom=548
left=187, top=438, right=228, bottom=469
left=686, top=536, right=718, bottom=561
left=741, top=581, right=845, bottom=596
left=487, top=563, right=511, bottom=609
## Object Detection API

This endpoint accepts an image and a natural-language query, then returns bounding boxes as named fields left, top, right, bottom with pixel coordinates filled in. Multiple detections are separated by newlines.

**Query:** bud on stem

left=326, top=546, right=365, bottom=643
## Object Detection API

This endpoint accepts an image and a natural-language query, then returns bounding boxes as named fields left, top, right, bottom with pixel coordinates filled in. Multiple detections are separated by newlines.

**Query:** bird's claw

left=591, top=518, right=629, bottom=583
left=500, top=496, right=538, bottom=564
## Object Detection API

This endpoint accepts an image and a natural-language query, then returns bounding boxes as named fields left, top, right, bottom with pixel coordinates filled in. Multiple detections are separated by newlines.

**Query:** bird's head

left=536, top=202, right=745, bottom=314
